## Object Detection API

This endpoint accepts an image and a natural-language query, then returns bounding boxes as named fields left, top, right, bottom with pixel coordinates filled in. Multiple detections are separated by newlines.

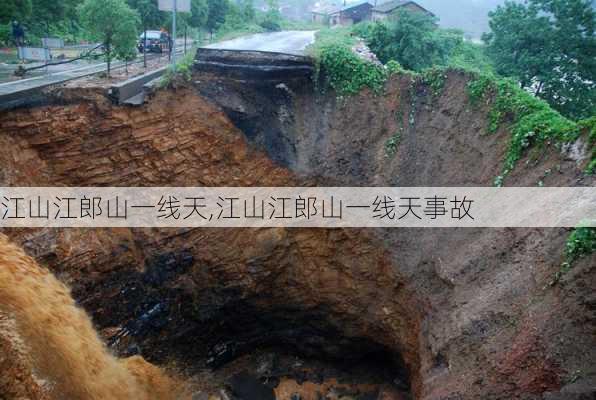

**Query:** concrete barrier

left=108, top=66, right=168, bottom=104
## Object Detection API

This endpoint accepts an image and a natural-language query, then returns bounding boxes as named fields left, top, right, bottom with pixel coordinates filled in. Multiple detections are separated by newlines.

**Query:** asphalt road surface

left=205, top=30, right=317, bottom=55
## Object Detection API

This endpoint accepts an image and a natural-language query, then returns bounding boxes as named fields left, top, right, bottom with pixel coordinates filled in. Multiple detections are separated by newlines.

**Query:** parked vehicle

left=137, top=30, right=170, bottom=54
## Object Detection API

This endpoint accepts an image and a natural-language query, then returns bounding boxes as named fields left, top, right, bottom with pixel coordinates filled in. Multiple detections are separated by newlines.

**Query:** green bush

left=578, top=117, right=596, bottom=175
left=0, top=23, right=11, bottom=47
left=549, top=226, right=596, bottom=287
left=351, top=21, right=374, bottom=38
left=259, top=18, right=281, bottom=32
left=160, top=51, right=194, bottom=87
left=421, top=67, right=447, bottom=97
left=565, top=227, right=596, bottom=266
left=447, top=41, right=494, bottom=74
left=385, top=59, right=406, bottom=75
left=468, top=74, right=579, bottom=182
left=385, top=131, right=401, bottom=156
left=364, top=10, right=462, bottom=72
left=307, top=27, right=388, bottom=96
left=482, top=0, right=595, bottom=120
left=307, top=27, right=356, bottom=56
left=319, top=44, right=387, bottom=96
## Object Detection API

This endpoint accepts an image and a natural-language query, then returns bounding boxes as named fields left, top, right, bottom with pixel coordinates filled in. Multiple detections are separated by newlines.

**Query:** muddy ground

left=0, top=63, right=594, bottom=400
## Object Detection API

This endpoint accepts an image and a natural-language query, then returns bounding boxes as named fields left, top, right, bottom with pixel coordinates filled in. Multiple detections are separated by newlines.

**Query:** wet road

left=204, top=30, right=317, bottom=55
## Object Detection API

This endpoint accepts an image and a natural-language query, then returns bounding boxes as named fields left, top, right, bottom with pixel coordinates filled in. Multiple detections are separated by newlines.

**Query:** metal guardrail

left=0, top=47, right=186, bottom=110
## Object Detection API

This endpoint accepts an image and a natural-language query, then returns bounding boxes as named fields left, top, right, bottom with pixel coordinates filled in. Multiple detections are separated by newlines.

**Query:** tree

left=79, top=0, right=140, bottom=76
left=165, top=1, right=208, bottom=32
left=206, top=0, right=229, bottom=37
left=240, top=0, right=256, bottom=22
left=484, top=0, right=596, bottom=119
left=0, top=0, right=32, bottom=25
left=260, top=0, right=282, bottom=31
left=190, top=0, right=209, bottom=29
left=366, top=9, right=461, bottom=71
left=128, top=0, right=163, bottom=67
left=31, top=0, right=70, bottom=35
left=113, top=9, right=140, bottom=74
left=128, top=0, right=163, bottom=29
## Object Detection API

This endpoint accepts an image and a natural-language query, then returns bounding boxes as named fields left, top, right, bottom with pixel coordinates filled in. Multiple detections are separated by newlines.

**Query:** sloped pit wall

left=0, top=86, right=422, bottom=398
left=0, top=53, right=594, bottom=399
left=189, top=58, right=596, bottom=400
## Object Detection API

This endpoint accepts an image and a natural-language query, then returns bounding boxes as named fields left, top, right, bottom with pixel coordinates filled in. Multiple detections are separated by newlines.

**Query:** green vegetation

left=550, top=226, right=596, bottom=286
left=1, top=0, right=81, bottom=46
left=0, top=1, right=32, bottom=26
left=354, top=10, right=492, bottom=75
left=307, top=27, right=357, bottom=56
left=260, top=0, right=282, bottom=32
left=365, top=10, right=463, bottom=72
left=447, top=40, right=494, bottom=74
left=309, top=10, right=491, bottom=97
left=308, top=27, right=387, bottom=96
left=385, top=60, right=405, bottom=76
left=318, top=45, right=387, bottom=96
left=578, top=117, right=596, bottom=174
left=206, top=0, right=230, bottom=37
left=79, top=0, right=140, bottom=76
left=159, top=50, right=195, bottom=86
left=0, top=0, right=289, bottom=52
left=308, top=12, right=591, bottom=183
left=1, top=0, right=212, bottom=67
left=483, top=0, right=596, bottom=120
left=565, top=227, right=596, bottom=266
left=421, top=67, right=447, bottom=98
left=468, top=73, right=579, bottom=182
left=211, top=0, right=318, bottom=42
left=385, top=132, right=402, bottom=156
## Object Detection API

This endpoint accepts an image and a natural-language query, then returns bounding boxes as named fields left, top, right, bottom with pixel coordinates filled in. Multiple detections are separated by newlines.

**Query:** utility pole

left=159, top=0, right=189, bottom=68
left=172, top=0, right=177, bottom=70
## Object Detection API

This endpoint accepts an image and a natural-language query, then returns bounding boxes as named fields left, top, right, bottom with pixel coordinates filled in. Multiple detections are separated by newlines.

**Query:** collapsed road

left=204, top=30, right=317, bottom=55
left=0, top=39, right=594, bottom=400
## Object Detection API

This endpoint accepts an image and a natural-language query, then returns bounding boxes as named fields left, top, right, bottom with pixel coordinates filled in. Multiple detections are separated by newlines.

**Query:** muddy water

left=0, top=234, right=185, bottom=400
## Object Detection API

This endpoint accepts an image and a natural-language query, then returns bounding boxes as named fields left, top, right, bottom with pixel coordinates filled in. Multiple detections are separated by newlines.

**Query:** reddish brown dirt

left=0, top=69, right=594, bottom=400
left=0, top=86, right=420, bottom=398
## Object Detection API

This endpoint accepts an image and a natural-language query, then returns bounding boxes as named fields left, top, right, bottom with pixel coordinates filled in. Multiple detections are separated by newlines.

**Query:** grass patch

left=446, top=41, right=494, bottom=75
left=309, top=27, right=447, bottom=98
left=306, top=27, right=357, bottom=57
left=468, top=74, right=579, bottom=184
left=385, top=131, right=402, bottom=156
left=308, top=27, right=387, bottom=96
left=318, top=45, right=387, bottom=96
left=578, top=117, right=596, bottom=175
left=421, top=67, right=447, bottom=98
left=159, top=51, right=195, bottom=87
left=549, top=226, right=596, bottom=286
left=565, top=227, right=596, bottom=265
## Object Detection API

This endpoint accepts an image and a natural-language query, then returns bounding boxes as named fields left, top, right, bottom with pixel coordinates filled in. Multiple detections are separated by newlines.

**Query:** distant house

left=312, top=1, right=374, bottom=26
left=311, top=0, right=432, bottom=26
left=371, top=0, right=434, bottom=21
left=311, top=3, right=341, bottom=25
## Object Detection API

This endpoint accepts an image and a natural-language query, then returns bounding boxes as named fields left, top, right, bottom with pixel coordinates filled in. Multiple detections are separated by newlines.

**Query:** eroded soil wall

left=0, top=67, right=594, bottom=400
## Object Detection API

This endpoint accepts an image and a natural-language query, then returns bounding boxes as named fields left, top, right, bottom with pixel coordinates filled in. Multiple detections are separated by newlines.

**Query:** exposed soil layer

left=0, top=61, right=594, bottom=400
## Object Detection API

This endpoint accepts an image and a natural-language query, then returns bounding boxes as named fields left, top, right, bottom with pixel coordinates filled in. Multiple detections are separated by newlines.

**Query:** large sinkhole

left=74, top=248, right=415, bottom=400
